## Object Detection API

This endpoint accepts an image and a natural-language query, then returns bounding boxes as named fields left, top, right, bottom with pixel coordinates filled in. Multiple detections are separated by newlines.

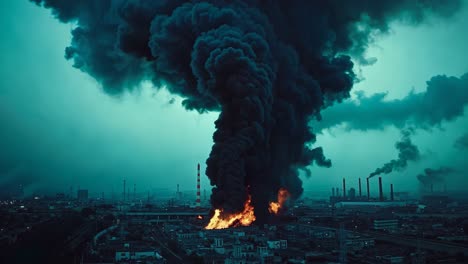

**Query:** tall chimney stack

left=390, top=184, right=394, bottom=201
left=332, top=188, right=335, bottom=197
left=123, top=179, right=126, bottom=201
left=366, top=178, right=370, bottom=200
left=379, top=177, right=383, bottom=201
left=196, top=163, right=201, bottom=208
left=430, top=184, right=434, bottom=193
left=342, top=178, right=346, bottom=199
left=358, top=178, right=362, bottom=197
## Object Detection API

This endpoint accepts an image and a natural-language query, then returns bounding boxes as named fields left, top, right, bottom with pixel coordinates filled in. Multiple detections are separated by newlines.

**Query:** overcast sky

left=1, top=0, right=467, bottom=198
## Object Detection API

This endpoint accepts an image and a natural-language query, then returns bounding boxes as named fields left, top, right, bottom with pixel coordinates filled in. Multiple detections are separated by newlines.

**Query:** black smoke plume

left=417, top=167, right=454, bottom=188
left=368, top=129, right=420, bottom=178
left=31, top=0, right=460, bottom=222
left=314, top=73, right=468, bottom=132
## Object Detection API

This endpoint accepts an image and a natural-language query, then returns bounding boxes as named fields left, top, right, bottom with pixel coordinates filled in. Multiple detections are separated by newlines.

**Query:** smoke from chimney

left=417, top=167, right=455, bottom=192
left=368, top=129, right=420, bottom=179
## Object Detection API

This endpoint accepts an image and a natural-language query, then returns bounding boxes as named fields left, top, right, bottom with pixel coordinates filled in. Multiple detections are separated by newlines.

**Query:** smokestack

left=430, top=184, right=434, bottom=193
left=379, top=177, right=383, bottom=202
left=332, top=187, right=335, bottom=197
left=358, top=178, right=362, bottom=197
left=342, top=178, right=346, bottom=199
left=134, top=184, right=136, bottom=201
left=123, top=179, right=126, bottom=201
left=196, top=163, right=201, bottom=208
left=366, top=178, right=370, bottom=200
left=390, top=184, right=394, bottom=201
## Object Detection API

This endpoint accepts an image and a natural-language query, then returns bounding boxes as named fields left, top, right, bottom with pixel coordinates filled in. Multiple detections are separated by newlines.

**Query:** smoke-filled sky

left=1, top=0, right=468, bottom=201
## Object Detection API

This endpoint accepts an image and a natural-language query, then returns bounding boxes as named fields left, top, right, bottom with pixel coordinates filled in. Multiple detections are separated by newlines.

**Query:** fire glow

left=205, top=195, right=256, bottom=229
left=268, top=188, right=290, bottom=215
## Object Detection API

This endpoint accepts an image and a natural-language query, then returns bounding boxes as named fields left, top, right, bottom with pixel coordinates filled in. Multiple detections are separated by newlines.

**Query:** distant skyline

left=0, top=0, right=467, bottom=198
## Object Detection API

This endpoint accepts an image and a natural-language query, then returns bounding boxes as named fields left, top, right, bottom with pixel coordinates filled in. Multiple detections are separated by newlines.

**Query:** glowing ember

left=268, top=188, right=290, bottom=215
left=205, top=195, right=256, bottom=229
left=197, top=215, right=203, bottom=220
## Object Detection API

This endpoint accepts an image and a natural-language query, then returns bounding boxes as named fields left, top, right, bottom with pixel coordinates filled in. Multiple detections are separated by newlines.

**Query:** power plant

left=330, top=177, right=399, bottom=204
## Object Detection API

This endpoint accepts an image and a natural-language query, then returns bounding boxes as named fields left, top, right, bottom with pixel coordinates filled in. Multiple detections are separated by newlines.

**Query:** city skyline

left=0, top=0, right=467, bottom=200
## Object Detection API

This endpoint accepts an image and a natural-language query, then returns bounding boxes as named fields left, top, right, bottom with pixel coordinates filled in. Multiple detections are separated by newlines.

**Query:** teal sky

left=1, top=0, right=467, bottom=198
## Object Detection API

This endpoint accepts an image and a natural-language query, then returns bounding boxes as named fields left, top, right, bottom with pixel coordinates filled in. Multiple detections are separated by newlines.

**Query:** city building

left=373, top=219, right=399, bottom=233
left=77, top=189, right=88, bottom=202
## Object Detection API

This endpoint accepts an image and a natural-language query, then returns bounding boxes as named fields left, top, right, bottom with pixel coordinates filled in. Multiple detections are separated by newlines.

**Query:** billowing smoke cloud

left=417, top=167, right=454, bottom=188
left=31, top=0, right=460, bottom=222
left=454, top=132, right=468, bottom=150
left=314, top=73, right=468, bottom=132
left=368, top=129, right=420, bottom=178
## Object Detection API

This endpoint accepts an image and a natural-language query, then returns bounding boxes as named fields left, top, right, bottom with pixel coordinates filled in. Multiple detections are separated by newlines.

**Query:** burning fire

left=205, top=195, right=256, bottom=229
left=268, top=188, right=290, bottom=215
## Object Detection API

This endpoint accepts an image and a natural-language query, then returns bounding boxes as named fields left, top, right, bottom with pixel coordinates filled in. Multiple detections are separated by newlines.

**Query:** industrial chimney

left=342, top=178, right=346, bottom=199
left=196, top=163, right=201, bottom=208
left=379, top=177, right=383, bottom=202
left=358, top=178, right=362, bottom=197
left=390, top=184, right=394, bottom=201
left=332, top=188, right=335, bottom=197
left=430, top=184, right=434, bottom=193
left=366, top=178, right=370, bottom=200
left=123, top=179, right=126, bottom=202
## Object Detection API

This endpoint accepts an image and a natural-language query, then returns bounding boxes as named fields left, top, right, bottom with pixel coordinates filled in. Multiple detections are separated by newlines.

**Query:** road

left=148, top=228, right=184, bottom=264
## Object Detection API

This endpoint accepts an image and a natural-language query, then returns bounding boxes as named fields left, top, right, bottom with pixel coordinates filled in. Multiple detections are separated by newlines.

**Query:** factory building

left=373, top=219, right=399, bottom=233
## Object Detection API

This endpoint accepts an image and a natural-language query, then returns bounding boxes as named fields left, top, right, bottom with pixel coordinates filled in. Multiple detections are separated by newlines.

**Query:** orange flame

left=268, top=188, right=290, bottom=215
left=205, top=195, right=256, bottom=229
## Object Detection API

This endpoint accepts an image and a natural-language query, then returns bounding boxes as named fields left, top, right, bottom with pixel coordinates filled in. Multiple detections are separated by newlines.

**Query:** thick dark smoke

left=314, top=73, right=468, bottom=132
left=454, top=132, right=468, bottom=150
left=417, top=167, right=454, bottom=188
left=368, top=129, right=420, bottom=178
left=31, top=0, right=460, bottom=222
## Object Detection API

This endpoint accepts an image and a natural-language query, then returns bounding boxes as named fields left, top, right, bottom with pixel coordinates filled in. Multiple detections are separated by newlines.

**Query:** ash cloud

left=31, top=0, right=461, bottom=222
left=314, top=73, right=468, bottom=132
left=368, top=129, right=420, bottom=178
